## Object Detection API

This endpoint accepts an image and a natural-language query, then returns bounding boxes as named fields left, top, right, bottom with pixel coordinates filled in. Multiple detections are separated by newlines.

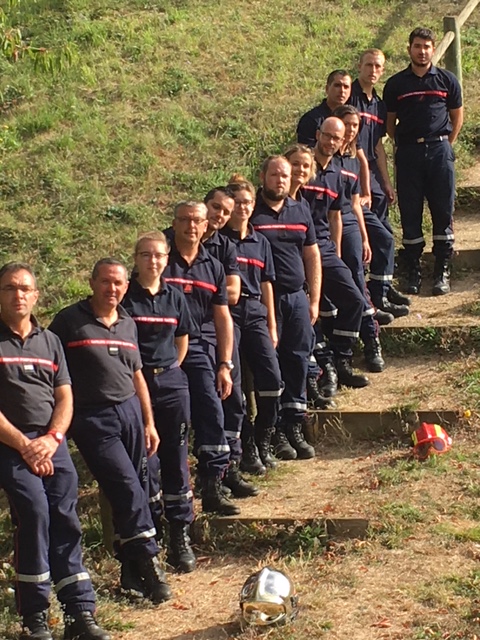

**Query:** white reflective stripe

left=163, top=490, right=193, bottom=502
left=197, top=444, right=230, bottom=453
left=257, top=389, right=283, bottom=397
left=281, top=402, right=307, bottom=410
left=432, top=234, right=454, bottom=240
left=309, top=355, right=317, bottom=363
left=148, top=492, right=162, bottom=504
left=17, top=571, right=50, bottom=583
left=55, top=572, right=90, bottom=593
left=315, top=342, right=327, bottom=349
left=119, top=527, right=156, bottom=545
left=320, top=309, right=338, bottom=317
left=403, top=237, right=424, bottom=245
left=333, top=329, right=360, bottom=338
left=225, top=430, right=241, bottom=439
left=363, top=308, right=375, bottom=317
left=369, top=274, right=393, bottom=281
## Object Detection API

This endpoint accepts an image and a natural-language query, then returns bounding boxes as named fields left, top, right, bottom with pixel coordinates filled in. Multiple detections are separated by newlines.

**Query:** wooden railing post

left=443, top=15, right=463, bottom=90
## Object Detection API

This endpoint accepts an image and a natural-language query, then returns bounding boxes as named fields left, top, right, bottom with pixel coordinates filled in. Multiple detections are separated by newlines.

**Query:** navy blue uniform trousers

left=364, top=207, right=395, bottom=302
left=181, top=338, right=230, bottom=478
left=232, top=297, right=283, bottom=431
left=144, top=366, right=194, bottom=525
left=71, top=395, right=159, bottom=562
left=275, top=288, right=311, bottom=422
left=396, top=140, right=455, bottom=260
left=0, top=436, right=95, bottom=617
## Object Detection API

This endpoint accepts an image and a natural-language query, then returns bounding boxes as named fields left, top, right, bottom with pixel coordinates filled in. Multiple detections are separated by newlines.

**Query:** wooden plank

left=193, top=517, right=369, bottom=540
left=457, top=0, right=480, bottom=27
left=305, top=410, right=459, bottom=442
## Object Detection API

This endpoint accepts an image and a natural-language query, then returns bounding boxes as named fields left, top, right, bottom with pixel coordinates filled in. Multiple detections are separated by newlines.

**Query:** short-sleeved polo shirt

left=297, top=100, right=332, bottom=148
left=162, top=241, right=228, bottom=339
left=221, top=224, right=276, bottom=298
left=331, top=153, right=360, bottom=226
left=350, top=79, right=387, bottom=162
left=383, top=64, right=462, bottom=144
left=49, top=299, right=142, bottom=410
left=302, top=162, right=345, bottom=243
left=251, top=191, right=315, bottom=292
left=202, top=231, right=240, bottom=277
left=122, top=278, right=191, bottom=369
left=0, top=318, right=71, bottom=431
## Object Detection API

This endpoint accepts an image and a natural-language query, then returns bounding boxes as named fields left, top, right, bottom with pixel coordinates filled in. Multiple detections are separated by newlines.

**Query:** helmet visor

left=414, top=438, right=448, bottom=460
left=242, top=602, right=287, bottom=626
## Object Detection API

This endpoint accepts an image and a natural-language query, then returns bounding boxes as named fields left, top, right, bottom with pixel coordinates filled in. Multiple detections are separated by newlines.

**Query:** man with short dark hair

left=383, top=27, right=463, bottom=295
left=0, top=262, right=109, bottom=640
left=49, top=258, right=172, bottom=605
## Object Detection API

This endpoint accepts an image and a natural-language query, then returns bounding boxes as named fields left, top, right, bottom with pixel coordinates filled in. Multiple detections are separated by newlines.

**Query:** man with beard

left=251, top=156, right=321, bottom=460
left=383, top=27, right=463, bottom=296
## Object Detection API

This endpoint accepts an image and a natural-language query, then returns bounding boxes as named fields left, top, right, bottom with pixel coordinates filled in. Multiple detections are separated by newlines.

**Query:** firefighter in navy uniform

left=383, top=27, right=463, bottom=296
left=49, top=259, right=172, bottom=605
left=251, top=156, right=321, bottom=461
left=122, top=231, right=196, bottom=574
left=163, top=201, right=238, bottom=516
left=0, top=262, right=109, bottom=640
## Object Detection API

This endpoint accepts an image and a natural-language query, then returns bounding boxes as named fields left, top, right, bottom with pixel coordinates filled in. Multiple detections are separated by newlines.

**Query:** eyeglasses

left=235, top=200, right=254, bottom=207
left=0, top=285, right=37, bottom=294
left=137, top=252, right=169, bottom=260
left=320, top=131, right=344, bottom=143
left=175, top=216, right=207, bottom=225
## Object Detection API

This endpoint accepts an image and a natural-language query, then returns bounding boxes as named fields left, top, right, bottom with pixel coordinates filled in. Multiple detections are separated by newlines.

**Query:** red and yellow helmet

left=411, top=423, right=452, bottom=460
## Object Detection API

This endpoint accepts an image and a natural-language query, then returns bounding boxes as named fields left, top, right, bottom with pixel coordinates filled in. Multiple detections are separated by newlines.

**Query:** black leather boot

left=336, top=357, right=370, bottom=388
left=317, top=362, right=338, bottom=397
left=63, top=612, right=110, bottom=640
left=432, top=259, right=451, bottom=296
left=373, top=297, right=409, bottom=318
left=363, top=337, right=385, bottom=373
left=222, top=461, right=259, bottom=497
left=406, top=260, right=422, bottom=295
left=201, top=476, right=240, bottom=516
left=271, top=423, right=297, bottom=460
left=387, top=286, right=411, bottom=306
left=286, top=423, right=315, bottom=459
left=239, top=435, right=266, bottom=476
left=120, top=558, right=146, bottom=599
left=306, top=374, right=333, bottom=409
left=21, top=612, right=52, bottom=640
left=138, top=555, right=173, bottom=604
left=254, top=425, right=278, bottom=469
left=169, top=521, right=196, bottom=573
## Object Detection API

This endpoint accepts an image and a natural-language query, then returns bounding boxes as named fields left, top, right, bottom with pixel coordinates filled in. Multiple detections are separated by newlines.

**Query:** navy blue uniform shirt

left=163, top=240, right=228, bottom=338
left=0, top=318, right=71, bottom=431
left=383, top=64, right=462, bottom=144
left=350, top=79, right=387, bottom=162
left=221, top=224, right=276, bottom=298
left=122, top=277, right=191, bottom=369
left=49, top=299, right=142, bottom=410
left=297, top=99, right=332, bottom=148
left=251, top=191, right=316, bottom=292
left=202, top=231, right=240, bottom=277
left=302, top=163, right=344, bottom=243
left=331, top=153, right=360, bottom=226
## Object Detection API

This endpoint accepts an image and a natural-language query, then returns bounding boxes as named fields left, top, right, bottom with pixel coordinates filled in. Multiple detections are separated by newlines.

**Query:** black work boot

left=21, top=612, right=52, bottom=640
left=201, top=476, right=241, bottom=516
left=336, top=357, right=370, bottom=388
left=168, top=521, right=196, bottom=573
left=63, top=612, right=110, bottom=640
left=387, top=286, right=411, bottom=306
left=306, top=374, right=334, bottom=409
left=286, top=423, right=315, bottom=459
left=317, top=362, right=338, bottom=398
left=194, top=473, right=231, bottom=499
left=271, top=423, right=297, bottom=460
left=373, top=297, right=409, bottom=318
left=120, top=558, right=146, bottom=599
left=239, top=435, right=266, bottom=476
left=373, top=308, right=394, bottom=326
left=406, top=260, right=422, bottom=295
left=363, top=337, right=385, bottom=373
left=254, top=425, right=278, bottom=469
left=138, top=555, right=173, bottom=604
left=223, top=461, right=259, bottom=498
left=432, top=259, right=451, bottom=296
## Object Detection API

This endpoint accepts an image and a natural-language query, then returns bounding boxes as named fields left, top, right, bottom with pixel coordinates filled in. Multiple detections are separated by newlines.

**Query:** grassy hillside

left=0, top=0, right=479, bottom=319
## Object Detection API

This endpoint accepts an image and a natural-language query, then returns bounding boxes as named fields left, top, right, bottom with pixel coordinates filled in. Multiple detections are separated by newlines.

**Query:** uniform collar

left=127, top=276, right=167, bottom=297
left=0, top=315, right=42, bottom=338
left=222, top=224, right=258, bottom=242
left=79, top=298, right=130, bottom=321
left=351, top=78, right=379, bottom=100
left=202, top=230, right=221, bottom=246
left=406, top=63, right=438, bottom=77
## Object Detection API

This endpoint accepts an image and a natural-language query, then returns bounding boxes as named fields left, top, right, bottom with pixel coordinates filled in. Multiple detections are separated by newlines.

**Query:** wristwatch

left=47, top=430, right=64, bottom=444
left=218, top=360, right=234, bottom=371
